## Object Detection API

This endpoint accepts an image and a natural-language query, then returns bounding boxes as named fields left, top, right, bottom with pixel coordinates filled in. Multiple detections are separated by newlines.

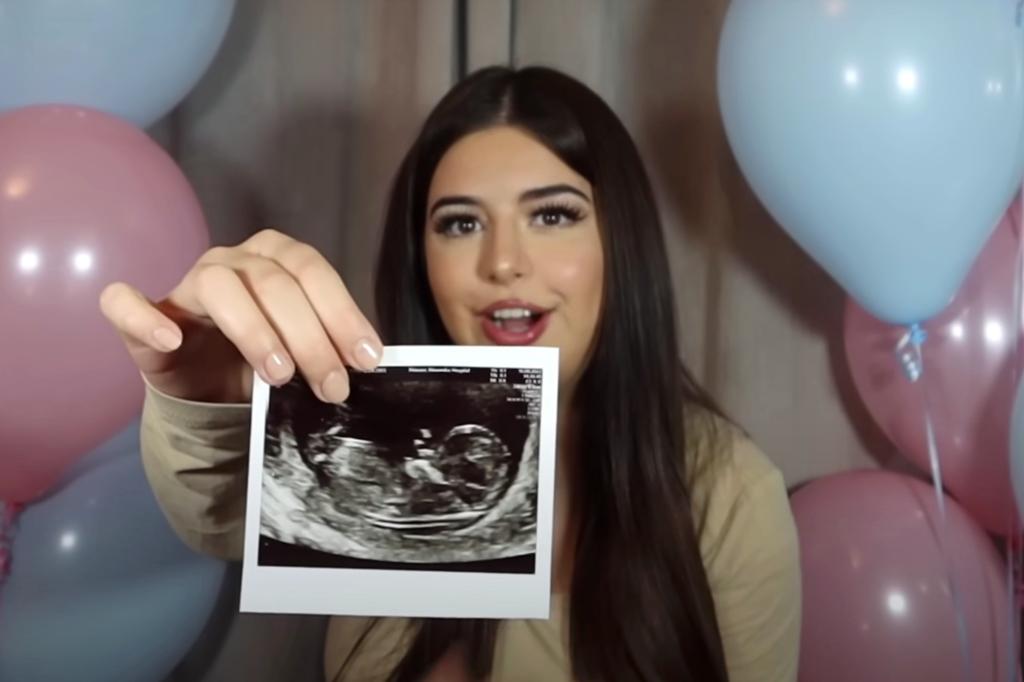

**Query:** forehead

left=428, top=125, right=592, bottom=200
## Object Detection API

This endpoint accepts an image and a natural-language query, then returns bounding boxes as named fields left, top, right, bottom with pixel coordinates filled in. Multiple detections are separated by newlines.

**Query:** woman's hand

left=99, top=228, right=382, bottom=404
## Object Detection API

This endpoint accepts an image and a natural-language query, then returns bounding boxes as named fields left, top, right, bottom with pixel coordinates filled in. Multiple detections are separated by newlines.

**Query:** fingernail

left=352, top=338, right=382, bottom=371
left=321, top=370, right=349, bottom=403
left=263, top=352, right=293, bottom=384
left=152, top=327, right=182, bottom=352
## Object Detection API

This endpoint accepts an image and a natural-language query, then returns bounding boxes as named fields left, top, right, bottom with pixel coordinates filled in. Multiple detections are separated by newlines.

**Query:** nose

left=479, top=218, right=532, bottom=285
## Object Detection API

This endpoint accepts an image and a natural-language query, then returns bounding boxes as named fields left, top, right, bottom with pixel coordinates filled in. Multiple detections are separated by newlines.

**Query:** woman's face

left=424, top=125, right=605, bottom=390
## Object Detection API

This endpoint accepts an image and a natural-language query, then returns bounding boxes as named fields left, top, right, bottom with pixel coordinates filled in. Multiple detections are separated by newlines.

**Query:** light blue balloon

left=0, top=0, right=236, bottom=127
left=718, top=0, right=1024, bottom=325
left=0, top=422, right=227, bottom=682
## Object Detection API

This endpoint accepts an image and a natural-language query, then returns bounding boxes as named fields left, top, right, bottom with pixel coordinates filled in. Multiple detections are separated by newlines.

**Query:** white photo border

left=240, top=345, right=559, bottom=619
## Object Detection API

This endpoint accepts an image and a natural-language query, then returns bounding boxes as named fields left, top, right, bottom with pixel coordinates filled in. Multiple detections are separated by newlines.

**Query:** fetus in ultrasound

left=262, top=373, right=538, bottom=561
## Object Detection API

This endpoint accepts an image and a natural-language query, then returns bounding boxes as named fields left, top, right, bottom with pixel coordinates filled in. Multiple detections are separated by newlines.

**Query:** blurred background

left=7, top=1, right=1019, bottom=680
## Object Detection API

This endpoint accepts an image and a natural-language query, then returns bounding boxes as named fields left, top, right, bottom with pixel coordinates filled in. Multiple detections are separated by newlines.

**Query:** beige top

left=139, top=383, right=801, bottom=681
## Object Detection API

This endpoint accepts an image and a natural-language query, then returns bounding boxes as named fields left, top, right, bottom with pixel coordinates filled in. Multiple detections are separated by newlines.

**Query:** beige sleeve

left=698, top=435, right=802, bottom=682
left=139, top=381, right=252, bottom=561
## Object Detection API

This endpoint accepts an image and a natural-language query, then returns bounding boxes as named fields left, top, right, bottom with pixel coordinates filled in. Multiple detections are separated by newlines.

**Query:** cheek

left=426, top=246, right=456, bottom=308
left=424, top=245, right=445, bottom=300
left=548, top=245, right=604, bottom=315
left=425, top=243, right=476, bottom=328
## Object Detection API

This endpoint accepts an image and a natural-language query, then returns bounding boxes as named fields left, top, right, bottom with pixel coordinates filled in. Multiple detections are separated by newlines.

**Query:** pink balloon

left=0, top=105, right=209, bottom=503
left=844, top=198, right=1023, bottom=536
left=792, top=469, right=1012, bottom=682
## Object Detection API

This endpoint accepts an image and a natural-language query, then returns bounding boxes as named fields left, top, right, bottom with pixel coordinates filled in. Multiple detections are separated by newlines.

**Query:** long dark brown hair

left=359, top=65, right=729, bottom=682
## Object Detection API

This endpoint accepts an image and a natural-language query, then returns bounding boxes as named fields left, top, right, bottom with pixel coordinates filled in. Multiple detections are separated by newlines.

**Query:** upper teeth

left=492, top=308, right=533, bottom=320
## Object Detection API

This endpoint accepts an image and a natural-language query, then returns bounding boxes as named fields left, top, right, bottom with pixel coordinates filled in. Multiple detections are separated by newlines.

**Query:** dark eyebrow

left=519, top=184, right=591, bottom=204
left=429, top=195, right=481, bottom=216
left=429, top=184, right=591, bottom=217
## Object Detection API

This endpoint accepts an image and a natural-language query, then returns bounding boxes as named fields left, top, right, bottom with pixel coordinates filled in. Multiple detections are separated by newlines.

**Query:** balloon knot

left=896, top=323, right=928, bottom=382
left=908, top=323, right=928, bottom=347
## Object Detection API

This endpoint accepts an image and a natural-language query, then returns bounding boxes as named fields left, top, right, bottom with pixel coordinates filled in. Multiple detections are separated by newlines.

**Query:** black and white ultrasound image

left=257, top=366, right=542, bottom=573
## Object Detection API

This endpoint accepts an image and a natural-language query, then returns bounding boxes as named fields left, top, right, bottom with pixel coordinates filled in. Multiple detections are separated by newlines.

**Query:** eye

left=434, top=214, right=482, bottom=238
left=530, top=203, right=586, bottom=228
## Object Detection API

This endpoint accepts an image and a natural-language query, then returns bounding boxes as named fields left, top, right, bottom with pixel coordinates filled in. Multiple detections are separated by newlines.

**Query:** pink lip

left=479, top=299, right=552, bottom=346
left=480, top=299, right=549, bottom=316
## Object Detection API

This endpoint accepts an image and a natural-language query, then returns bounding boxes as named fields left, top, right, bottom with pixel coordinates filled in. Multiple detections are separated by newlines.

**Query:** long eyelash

left=533, top=202, right=586, bottom=221
left=432, top=212, right=477, bottom=235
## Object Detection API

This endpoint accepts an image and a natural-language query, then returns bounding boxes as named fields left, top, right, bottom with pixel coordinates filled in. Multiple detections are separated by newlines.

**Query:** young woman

left=101, top=66, right=800, bottom=681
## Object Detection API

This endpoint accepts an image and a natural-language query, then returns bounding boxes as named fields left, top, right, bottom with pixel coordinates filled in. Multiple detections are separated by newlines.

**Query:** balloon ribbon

left=1009, top=531, right=1022, bottom=681
left=0, top=500, right=21, bottom=585
left=896, top=323, right=973, bottom=681
left=1012, top=186, right=1024, bottom=680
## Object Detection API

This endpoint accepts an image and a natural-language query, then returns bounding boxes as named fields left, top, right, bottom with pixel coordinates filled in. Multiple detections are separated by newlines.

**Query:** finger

left=99, top=282, right=184, bottom=354
left=164, top=244, right=239, bottom=319
left=189, top=262, right=300, bottom=390
left=243, top=229, right=383, bottom=371
left=219, top=256, right=352, bottom=403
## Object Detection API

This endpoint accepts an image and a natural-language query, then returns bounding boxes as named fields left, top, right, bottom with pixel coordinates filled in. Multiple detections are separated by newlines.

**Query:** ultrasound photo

left=258, top=366, right=540, bottom=572
left=241, top=345, right=558, bottom=619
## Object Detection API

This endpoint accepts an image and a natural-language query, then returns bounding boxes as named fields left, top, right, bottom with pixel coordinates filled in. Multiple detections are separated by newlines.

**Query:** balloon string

left=1012, top=531, right=1024, bottom=682
left=1014, top=531, right=1024, bottom=604
left=1013, top=185, right=1024, bottom=681
left=0, top=500, right=22, bottom=585
left=897, top=325, right=974, bottom=682
left=1008, top=533, right=1019, bottom=682
left=1015, top=531, right=1023, bottom=601
left=1017, top=534, right=1024, bottom=679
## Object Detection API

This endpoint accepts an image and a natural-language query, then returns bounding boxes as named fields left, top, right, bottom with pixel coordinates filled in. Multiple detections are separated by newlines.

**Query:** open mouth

left=489, top=308, right=543, bottom=332
left=480, top=303, right=551, bottom=345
